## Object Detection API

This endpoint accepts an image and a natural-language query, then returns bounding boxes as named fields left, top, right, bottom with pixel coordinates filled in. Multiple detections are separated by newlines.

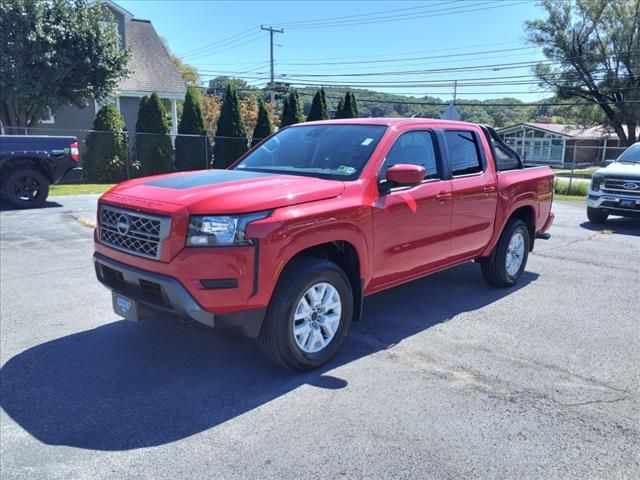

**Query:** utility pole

left=453, top=80, right=458, bottom=105
left=260, top=25, right=284, bottom=103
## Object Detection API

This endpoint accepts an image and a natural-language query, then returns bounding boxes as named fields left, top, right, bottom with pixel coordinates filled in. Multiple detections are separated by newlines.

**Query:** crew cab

left=94, top=119, right=554, bottom=371
left=0, top=135, right=82, bottom=208
left=587, top=142, right=640, bottom=223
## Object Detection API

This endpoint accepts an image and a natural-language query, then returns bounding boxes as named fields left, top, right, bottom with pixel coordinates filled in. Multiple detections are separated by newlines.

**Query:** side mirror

left=385, top=164, right=426, bottom=187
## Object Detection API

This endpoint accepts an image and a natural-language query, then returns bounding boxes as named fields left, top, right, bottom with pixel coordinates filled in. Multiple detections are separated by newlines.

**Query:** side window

left=379, top=131, right=439, bottom=181
left=493, top=143, right=521, bottom=171
left=444, top=130, right=483, bottom=176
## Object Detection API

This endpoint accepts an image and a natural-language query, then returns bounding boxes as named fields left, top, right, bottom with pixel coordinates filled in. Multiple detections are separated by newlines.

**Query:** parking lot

left=0, top=195, right=638, bottom=479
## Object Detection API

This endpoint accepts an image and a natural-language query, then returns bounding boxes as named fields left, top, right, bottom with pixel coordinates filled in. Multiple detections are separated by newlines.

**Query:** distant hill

left=210, top=77, right=603, bottom=128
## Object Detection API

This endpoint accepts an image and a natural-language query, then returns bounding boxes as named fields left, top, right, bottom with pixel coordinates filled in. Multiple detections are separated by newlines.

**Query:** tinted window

left=379, top=131, right=439, bottom=181
left=445, top=130, right=483, bottom=176
left=493, top=144, right=521, bottom=171
left=235, top=124, right=387, bottom=180
left=618, top=143, right=640, bottom=163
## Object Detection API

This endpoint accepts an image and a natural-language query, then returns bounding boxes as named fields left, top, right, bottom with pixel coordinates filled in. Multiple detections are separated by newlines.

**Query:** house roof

left=117, top=18, right=186, bottom=97
left=498, top=122, right=624, bottom=140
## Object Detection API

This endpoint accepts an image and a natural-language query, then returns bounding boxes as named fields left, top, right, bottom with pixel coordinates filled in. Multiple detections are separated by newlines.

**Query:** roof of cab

left=297, top=117, right=479, bottom=128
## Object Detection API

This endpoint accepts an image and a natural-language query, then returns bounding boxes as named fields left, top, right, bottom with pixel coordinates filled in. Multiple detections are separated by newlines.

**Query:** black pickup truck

left=0, top=135, right=82, bottom=208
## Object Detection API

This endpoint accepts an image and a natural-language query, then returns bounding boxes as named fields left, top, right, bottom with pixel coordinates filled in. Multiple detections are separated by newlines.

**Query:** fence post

left=566, top=142, right=578, bottom=195
left=125, top=132, right=131, bottom=180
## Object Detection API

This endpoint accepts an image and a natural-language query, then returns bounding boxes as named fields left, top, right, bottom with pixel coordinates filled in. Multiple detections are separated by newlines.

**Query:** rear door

left=443, top=129, right=498, bottom=259
left=371, top=130, right=453, bottom=286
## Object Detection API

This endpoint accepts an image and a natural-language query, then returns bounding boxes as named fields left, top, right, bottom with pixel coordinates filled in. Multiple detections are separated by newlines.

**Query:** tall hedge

left=335, top=97, right=345, bottom=119
left=175, top=87, right=208, bottom=171
left=251, top=99, right=274, bottom=147
left=135, top=92, right=173, bottom=176
left=213, top=84, right=247, bottom=168
left=343, top=92, right=359, bottom=118
left=307, top=87, right=329, bottom=121
left=84, top=105, right=128, bottom=182
left=280, top=89, right=304, bottom=127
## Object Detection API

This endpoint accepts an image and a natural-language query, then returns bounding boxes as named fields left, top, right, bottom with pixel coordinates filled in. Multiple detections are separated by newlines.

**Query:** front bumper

left=587, top=190, right=640, bottom=218
left=94, top=253, right=265, bottom=338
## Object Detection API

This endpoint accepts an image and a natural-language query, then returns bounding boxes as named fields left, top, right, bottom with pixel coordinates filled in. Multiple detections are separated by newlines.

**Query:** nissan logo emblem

left=116, top=214, right=131, bottom=235
left=623, top=182, right=638, bottom=190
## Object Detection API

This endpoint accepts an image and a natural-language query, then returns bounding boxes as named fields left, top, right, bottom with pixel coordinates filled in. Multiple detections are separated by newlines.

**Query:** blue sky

left=118, top=0, right=550, bottom=102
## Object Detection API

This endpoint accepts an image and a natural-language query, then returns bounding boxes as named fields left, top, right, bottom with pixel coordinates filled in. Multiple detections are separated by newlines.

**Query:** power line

left=180, top=28, right=258, bottom=59
left=184, top=33, right=268, bottom=61
left=293, top=91, right=640, bottom=107
left=274, top=46, right=539, bottom=67
left=278, top=1, right=528, bottom=30
left=270, top=1, right=460, bottom=28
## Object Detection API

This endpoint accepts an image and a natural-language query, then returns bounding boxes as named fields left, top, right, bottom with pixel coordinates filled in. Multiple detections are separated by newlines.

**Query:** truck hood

left=103, top=169, right=345, bottom=214
left=596, top=162, right=640, bottom=177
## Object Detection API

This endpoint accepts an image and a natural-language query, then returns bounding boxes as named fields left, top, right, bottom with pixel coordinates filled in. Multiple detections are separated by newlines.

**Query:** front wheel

left=257, top=257, right=353, bottom=372
left=2, top=168, right=50, bottom=209
left=587, top=207, right=608, bottom=224
left=481, top=219, right=530, bottom=288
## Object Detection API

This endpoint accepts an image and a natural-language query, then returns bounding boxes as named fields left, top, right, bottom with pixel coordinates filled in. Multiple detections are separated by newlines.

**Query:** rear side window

left=444, top=130, right=483, bottom=176
left=493, top=143, right=521, bottom=171
left=379, top=130, right=439, bottom=181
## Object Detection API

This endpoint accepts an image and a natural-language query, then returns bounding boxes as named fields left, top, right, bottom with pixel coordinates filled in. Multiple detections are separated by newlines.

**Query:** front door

left=371, top=130, right=453, bottom=288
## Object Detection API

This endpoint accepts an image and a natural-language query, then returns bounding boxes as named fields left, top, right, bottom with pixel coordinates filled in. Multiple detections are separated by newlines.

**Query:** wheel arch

left=277, top=240, right=364, bottom=322
left=480, top=202, right=537, bottom=259
left=0, top=155, right=54, bottom=185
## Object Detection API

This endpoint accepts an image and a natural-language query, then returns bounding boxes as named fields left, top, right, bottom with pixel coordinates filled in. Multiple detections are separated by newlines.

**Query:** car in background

left=0, top=135, right=82, bottom=208
left=587, top=142, right=640, bottom=223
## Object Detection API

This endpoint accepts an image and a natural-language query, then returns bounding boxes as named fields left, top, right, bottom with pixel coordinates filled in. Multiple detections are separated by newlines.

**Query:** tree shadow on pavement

left=0, top=263, right=538, bottom=451
left=0, top=199, right=63, bottom=211
left=580, top=217, right=640, bottom=237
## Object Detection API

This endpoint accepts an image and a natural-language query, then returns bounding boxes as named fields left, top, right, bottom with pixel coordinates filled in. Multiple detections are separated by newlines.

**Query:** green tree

left=135, top=92, right=173, bottom=176
left=251, top=99, right=274, bottom=147
left=526, top=0, right=639, bottom=145
left=0, top=0, right=129, bottom=130
left=175, top=87, right=208, bottom=171
left=281, top=90, right=304, bottom=127
left=207, top=76, right=250, bottom=96
left=335, top=97, right=345, bottom=119
left=307, top=88, right=329, bottom=121
left=84, top=105, right=129, bottom=182
left=343, top=92, right=359, bottom=118
left=213, top=84, right=248, bottom=168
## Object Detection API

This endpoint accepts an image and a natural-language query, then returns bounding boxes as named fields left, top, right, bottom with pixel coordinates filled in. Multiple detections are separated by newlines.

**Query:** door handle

left=483, top=185, right=496, bottom=193
left=436, top=191, right=452, bottom=202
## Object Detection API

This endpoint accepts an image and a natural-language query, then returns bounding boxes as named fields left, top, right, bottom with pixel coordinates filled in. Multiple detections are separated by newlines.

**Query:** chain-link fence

left=2, top=126, right=258, bottom=183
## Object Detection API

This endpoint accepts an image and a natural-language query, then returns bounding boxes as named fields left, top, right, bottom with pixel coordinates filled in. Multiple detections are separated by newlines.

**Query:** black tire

left=587, top=207, right=608, bottom=224
left=257, top=257, right=353, bottom=372
left=2, top=168, right=50, bottom=209
left=481, top=219, right=530, bottom=288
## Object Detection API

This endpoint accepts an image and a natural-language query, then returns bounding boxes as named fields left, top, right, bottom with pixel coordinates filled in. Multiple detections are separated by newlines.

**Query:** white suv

left=587, top=142, right=640, bottom=223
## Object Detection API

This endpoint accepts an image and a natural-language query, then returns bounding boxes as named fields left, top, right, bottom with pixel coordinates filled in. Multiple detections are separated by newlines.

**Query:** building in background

left=36, top=1, right=186, bottom=146
left=497, top=122, right=632, bottom=167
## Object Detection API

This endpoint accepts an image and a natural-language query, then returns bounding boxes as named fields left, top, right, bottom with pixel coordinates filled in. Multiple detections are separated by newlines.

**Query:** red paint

left=95, top=118, right=554, bottom=317
left=385, top=164, right=426, bottom=186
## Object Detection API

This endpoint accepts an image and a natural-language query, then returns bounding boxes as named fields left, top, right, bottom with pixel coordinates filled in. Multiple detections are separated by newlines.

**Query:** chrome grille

left=603, top=177, right=640, bottom=196
left=99, top=205, right=170, bottom=259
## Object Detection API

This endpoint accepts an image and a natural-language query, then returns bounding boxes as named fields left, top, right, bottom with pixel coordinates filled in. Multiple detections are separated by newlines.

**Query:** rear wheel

left=587, top=207, right=608, bottom=224
left=257, top=257, right=353, bottom=372
left=2, top=168, right=50, bottom=209
left=481, top=219, right=530, bottom=288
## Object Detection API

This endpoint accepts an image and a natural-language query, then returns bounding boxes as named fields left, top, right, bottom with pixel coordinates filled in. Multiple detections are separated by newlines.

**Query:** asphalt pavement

left=0, top=195, right=638, bottom=480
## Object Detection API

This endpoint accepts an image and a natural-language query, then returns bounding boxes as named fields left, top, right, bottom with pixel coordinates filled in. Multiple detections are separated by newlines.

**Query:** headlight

left=187, top=211, right=271, bottom=246
left=591, top=175, right=604, bottom=190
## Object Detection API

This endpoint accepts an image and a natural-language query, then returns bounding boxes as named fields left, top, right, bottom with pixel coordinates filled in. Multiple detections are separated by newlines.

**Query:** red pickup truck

left=94, top=118, right=554, bottom=371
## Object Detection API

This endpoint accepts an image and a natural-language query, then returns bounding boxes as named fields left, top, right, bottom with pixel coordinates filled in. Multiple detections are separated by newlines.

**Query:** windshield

left=617, top=143, right=640, bottom=163
left=234, top=124, right=387, bottom=180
